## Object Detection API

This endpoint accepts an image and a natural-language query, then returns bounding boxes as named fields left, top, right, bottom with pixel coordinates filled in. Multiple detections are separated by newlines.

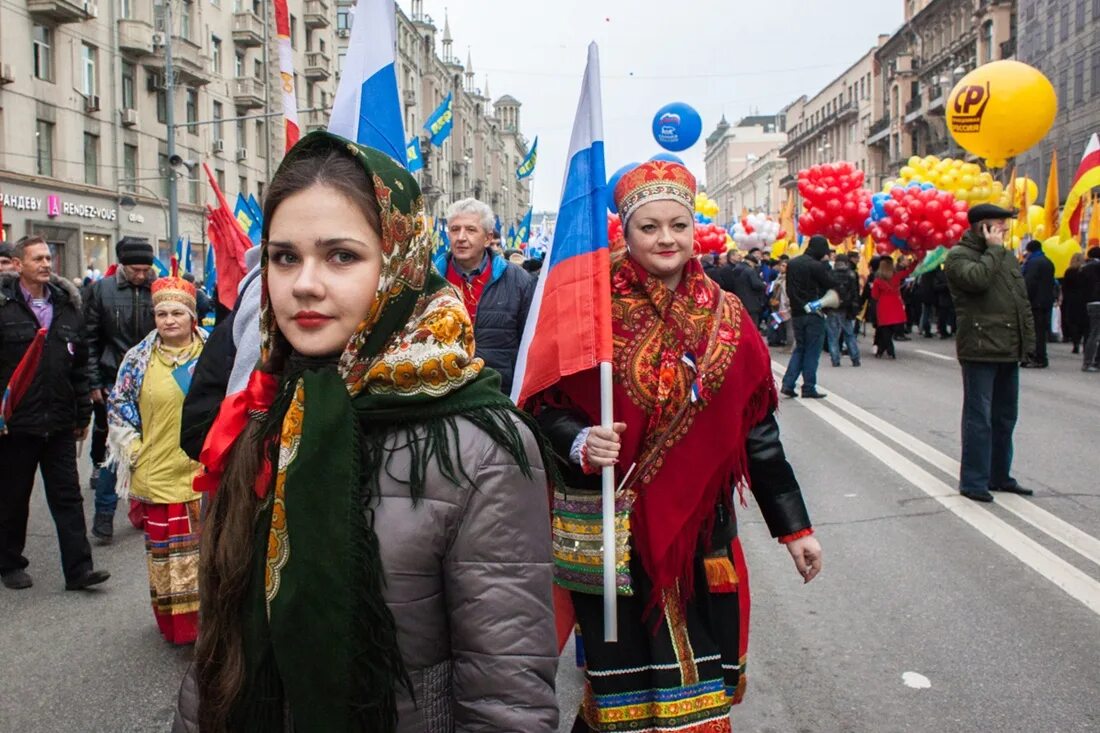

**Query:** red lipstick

left=292, top=310, right=334, bottom=329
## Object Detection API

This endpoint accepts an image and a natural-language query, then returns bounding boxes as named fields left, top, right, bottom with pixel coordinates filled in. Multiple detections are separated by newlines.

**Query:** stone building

left=779, top=42, right=884, bottom=205
left=1013, top=0, right=1100, bottom=192
left=0, top=0, right=530, bottom=280
left=703, top=114, right=787, bottom=225
left=866, top=0, right=1016, bottom=181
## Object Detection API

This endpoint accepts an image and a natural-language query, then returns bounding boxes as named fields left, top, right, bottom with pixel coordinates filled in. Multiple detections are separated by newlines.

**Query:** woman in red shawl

left=534, top=160, right=822, bottom=732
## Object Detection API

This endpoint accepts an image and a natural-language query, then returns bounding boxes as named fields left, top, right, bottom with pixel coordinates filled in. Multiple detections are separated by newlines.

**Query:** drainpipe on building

left=262, top=0, right=272, bottom=186
left=165, top=1, right=180, bottom=247
left=110, top=0, right=124, bottom=251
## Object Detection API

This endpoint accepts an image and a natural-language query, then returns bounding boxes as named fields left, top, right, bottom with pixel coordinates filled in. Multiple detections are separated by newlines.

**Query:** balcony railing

left=304, top=0, right=330, bottom=29
left=905, top=96, right=923, bottom=115
left=232, top=77, right=264, bottom=109
left=778, top=173, right=796, bottom=189
left=927, top=85, right=946, bottom=114
left=1000, top=38, right=1016, bottom=59
left=232, top=12, right=264, bottom=46
left=304, top=51, right=331, bottom=81
left=867, top=115, right=891, bottom=146
left=27, top=0, right=93, bottom=23
left=118, top=18, right=155, bottom=56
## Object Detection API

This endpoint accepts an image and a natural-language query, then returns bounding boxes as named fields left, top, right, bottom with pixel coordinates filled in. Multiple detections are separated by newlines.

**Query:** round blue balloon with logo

left=606, top=162, right=639, bottom=213
left=652, top=102, right=702, bottom=152
left=650, top=152, right=685, bottom=164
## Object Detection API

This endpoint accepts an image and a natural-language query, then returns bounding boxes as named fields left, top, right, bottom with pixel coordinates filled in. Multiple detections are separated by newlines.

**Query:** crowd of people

left=2, top=130, right=1099, bottom=731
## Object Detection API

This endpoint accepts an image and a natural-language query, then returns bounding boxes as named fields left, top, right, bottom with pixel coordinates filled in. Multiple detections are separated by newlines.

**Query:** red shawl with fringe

left=555, top=254, right=776, bottom=614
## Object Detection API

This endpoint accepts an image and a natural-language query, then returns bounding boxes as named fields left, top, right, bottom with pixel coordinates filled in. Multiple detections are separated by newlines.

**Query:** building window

left=981, top=21, right=993, bottom=64
left=36, top=120, right=54, bottom=176
left=186, top=88, right=199, bottom=131
left=254, top=58, right=264, bottom=82
left=123, top=143, right=138, bottom=187
left=84, top=133, right=99, bottom=185
left=180, top=3, right=192, bottom=41
left=1074, top=57, right=1085, bottom=105
left=239, top=176, right=247, bottom=197
left=213, top=100, right=224, bottom=140
left=159, top=153, right=171, bottom=197
left=307, top=80, right=315, bottom=106
left=236, top=118, right=246, bottom=149
left=82, top=44, right=97, bottom=97
left=212, top=35, right=222, bottom=73
left=257, top=181, right=264, bottom=201
left=215, top=168, right=226, bottom=192
left=1060, top=5, right=1070, bottom=41
left=122, top=61, right=136, bottom=109
left=256, top=120, right=266, bottom=158
left=235, top=51, right=245, bottom=78
left=290, top=15, right=297, bottom=49
left=120, top=0, right=133, bottom=18
left=337, top=7, right=350, bottom=30
left=33, top=25, right=53, bottom=81
left=1093, top=47, right=1100, bottom=96
left=191, top=174, right=200, bottom=205
left=319, top=37, right=325, bottom=54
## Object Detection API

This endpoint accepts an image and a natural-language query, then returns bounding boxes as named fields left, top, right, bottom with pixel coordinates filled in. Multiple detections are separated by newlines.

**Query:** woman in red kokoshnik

left=533, top=160, right=823, bottom=732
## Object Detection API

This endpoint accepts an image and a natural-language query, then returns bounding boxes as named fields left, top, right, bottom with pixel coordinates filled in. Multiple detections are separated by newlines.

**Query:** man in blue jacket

left=435, top=198, right=535, bottom=395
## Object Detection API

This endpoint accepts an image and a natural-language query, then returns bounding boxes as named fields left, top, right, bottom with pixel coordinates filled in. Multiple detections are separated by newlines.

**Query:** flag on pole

left=203, top=163, right=253, bottom=309
left=516, top=136, right=538, bottom=179
left=273, top=0, right=300, bottom=151
left=247, top=193, right=263, bottom=224
left=511, top=41, right=610, bottom=405
left=328, top=0, right=406, bottom=164
left=515, top=208, right=533, bottom=247
left=506, top=224, right=516, bottom=249
left=174, top=236, right=193, bottom=273
left=234, top=193, right=262, bottom=245
left=1062, top=133, right=1100, bottom=240
left=151, top=257, right=169, bottom=278
left=1042, top=149, right=1059, bottom=239
left=203, top=243, right=216, bottom=298
left=406, top=136, right=424, bottom=172
left=424, top=92, right=454, bottom=147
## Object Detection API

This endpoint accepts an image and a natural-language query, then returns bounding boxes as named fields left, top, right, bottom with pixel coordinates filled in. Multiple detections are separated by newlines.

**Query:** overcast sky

left=404, top=1, right=904, bottom=212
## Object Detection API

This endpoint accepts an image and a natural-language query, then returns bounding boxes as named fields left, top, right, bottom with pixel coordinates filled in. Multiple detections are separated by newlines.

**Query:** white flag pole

left=600, top=361, right=617, bottom=642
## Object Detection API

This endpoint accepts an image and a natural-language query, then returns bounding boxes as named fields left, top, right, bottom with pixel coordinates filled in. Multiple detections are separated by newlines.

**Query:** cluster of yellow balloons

left=1009, top=204, right=1048, bottom=244
left=1042, top=236, right=1081, bottom=277
left=694, top=192, right=720, bottom=220
left=888, top=156, right=1009, bottom=206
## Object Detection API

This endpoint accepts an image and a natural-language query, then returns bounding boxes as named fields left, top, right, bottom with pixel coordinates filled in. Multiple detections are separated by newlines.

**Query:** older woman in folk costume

left=106, top=274, right=208, bottom=644
left=534, top=160, right=822, bottom=733
left=173, top=132, right=557, bottom=733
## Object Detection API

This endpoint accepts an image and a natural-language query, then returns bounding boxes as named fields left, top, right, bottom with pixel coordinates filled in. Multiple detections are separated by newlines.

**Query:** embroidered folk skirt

left=140, top=500, right=202, bottom=645
left=570, top=540, right=750, bottom=733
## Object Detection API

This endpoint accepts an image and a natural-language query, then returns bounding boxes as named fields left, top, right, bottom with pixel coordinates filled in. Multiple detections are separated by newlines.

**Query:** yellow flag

left=1043, top=149, right=1059, bottom=239
left=1087, top=192, right=1100, bottom=246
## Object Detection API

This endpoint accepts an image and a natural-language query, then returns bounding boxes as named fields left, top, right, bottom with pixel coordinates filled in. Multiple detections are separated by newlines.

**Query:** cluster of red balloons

left=693, top=222, right=729, bottom=255
left=797, top=162, right=871, bottom=243
left=870, top=186, right=970, bottom=255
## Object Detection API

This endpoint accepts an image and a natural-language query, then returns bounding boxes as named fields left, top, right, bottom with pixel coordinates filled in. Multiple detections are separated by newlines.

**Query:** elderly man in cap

left=944, top=203, right=1035, bottom=503
left=83, top=236, right=157, bottom=540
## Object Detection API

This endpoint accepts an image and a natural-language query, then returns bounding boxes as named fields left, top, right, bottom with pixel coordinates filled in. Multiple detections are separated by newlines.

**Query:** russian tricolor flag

left=511, top=42, right=612, bottom=406
left=327, top=0, right=406, bottom=165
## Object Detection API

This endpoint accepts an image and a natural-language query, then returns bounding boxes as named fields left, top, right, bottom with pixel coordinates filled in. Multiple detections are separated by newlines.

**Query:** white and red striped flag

left=273, top=0, right=300, bottom=151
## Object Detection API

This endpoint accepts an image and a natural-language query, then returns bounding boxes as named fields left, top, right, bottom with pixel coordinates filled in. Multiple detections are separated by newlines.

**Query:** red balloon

left=894, top=223, right=911, bottom=240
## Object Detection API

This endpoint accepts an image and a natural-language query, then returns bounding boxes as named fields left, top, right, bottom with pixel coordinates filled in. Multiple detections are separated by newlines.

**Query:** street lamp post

left=164, top=1, right=180, bottom=246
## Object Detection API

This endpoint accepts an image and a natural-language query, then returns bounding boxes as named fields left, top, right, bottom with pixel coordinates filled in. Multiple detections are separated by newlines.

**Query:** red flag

left=0, top=328, right=47, bottom=433
left=203, top=163, right=253, bottom=308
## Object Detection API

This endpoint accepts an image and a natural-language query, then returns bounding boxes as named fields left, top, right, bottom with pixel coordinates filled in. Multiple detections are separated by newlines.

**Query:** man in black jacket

left=83, top=236, right=156, bottom=541
left=1021, top=239, right=1056, bottom=368
left=731, top=247, right=767, bottom=329
left=825, top=254, right=861, bottom=367
left=1081, top=246, right=1100, bottom=371
left=435, top=198, right=534, bottom=396
left=0, top=237, right=109, bottom=591
left=780, top=236, right=835, bottom=398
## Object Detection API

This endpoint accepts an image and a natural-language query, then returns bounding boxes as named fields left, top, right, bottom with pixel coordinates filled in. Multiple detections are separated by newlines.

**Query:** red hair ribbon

left=194, top=370, right=279, bottom=499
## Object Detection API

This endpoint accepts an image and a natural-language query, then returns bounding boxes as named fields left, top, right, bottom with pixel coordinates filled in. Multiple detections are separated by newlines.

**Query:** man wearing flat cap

left=83, top=236, right=158, bottom=541
left=944, top=203, right=1035, bottom=503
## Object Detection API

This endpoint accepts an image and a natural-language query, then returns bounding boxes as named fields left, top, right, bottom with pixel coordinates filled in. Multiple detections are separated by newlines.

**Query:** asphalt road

left=3, top=331, right=1099, bottom=732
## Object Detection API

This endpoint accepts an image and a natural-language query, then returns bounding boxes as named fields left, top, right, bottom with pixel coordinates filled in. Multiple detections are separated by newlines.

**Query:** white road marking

left=778, top=380, right=1100, bottom=617
left=792, top=374, right=1100, bottom=570
left=914, top=349, right=955, bottom=361
left=902, top=672, right=932, bottom=689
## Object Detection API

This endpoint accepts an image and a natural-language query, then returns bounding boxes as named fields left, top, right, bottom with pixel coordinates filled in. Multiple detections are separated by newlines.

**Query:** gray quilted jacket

left=172, top=415, right=559, bottom=732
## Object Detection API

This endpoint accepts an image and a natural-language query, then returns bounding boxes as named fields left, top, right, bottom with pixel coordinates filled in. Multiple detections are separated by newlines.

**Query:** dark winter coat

left=0, top=273, right=92, bottom=435
left=434, top=251, right=535, bottom=395
left=730, top=262, right=767, bottom=323
left=1023, top=251, right=1057, bottom=310
left=1080, top=258, right=1100, bottom=303
left=1060, top=265, right=1090, bottom=339
left=84, top=270, right=155, bottom=389
left=828, top=261, right=861, bottom=320
left=944, top=231, right=1036, bottom=363
left=785, top=238, right=835, bottom=315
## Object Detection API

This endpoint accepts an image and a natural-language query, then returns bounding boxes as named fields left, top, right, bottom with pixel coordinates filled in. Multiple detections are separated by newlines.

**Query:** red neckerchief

left=445, top=257, right=493, bottom=322
left=193, top=370, right=279, bottom=499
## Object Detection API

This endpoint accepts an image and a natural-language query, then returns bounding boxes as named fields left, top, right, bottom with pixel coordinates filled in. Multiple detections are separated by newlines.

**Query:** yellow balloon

left=907, top=155, right=922, bottom=168
left=1042, top=236, right=1081, bottom=278
left=946, top=60, right=1057, bottom=168
left=772, top=239, right=787, bottom=258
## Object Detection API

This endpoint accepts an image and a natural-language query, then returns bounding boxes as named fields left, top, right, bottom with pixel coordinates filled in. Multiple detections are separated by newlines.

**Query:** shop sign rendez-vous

left=1, top=191, right=118, bottom=221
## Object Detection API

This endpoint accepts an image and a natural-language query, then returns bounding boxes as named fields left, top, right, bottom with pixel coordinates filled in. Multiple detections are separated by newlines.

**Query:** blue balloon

left=650, top=152, right=685, bottom=164
left=891, top=235, right=909, bottom=250
left=606, top=162, right=639, bottom=213
left=652, top=102, right=702, bottom=152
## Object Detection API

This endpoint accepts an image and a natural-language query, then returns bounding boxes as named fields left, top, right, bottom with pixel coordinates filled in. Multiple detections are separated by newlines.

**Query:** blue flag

left=327, top=0, right=407, bottom=165
left=516, top=136, right=538, bottom=179
left=507, top=224, right=516, bottom=248
left=173, top=237, right=192, bottom=273
left=406, top=137, right=424, bottom=173
left=203, top=245, right=216, bottom=298
left=424, top=93, right=453, bottom=146
left=235, top=194, right=262, bottom=246
left=494, top=214, right=502, bottom=236
left=515, top=208, right=533, bottom=246
left=151, top=257, right=169, bottom=278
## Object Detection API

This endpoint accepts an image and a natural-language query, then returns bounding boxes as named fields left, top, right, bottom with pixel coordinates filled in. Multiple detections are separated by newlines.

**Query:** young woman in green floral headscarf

left=172, top=132, right=558, bottom=733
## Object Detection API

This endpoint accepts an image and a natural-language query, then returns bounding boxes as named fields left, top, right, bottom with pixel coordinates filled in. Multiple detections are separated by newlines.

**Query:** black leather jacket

left=536, top=407, right=811, bottom=541
left=83, top=270, right=155, bottom=389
